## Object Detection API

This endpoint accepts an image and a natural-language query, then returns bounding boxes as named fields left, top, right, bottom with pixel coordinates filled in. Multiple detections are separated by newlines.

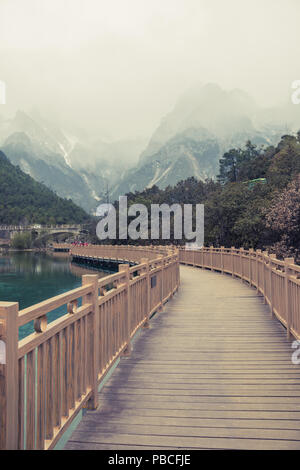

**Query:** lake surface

left=0, top=251, right=111, bottom=339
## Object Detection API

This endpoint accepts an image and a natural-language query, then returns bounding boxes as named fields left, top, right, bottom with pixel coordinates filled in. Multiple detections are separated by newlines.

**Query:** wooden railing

left=70, top=244, right=173, bottom=262
left=180, top=246, right=300, bottom=340
left=0, top=245, right=179, bottom=450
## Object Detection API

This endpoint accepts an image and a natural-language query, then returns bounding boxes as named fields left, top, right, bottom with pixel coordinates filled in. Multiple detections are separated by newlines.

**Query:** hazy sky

left=1, top=0, right=300, bottom=140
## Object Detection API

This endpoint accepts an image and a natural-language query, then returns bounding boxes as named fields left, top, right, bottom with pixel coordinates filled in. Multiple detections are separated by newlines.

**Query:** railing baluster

left=269, top=254, right=277, bottom=316
left=54, top=333, right=61, bottom=429
left=36, top=343, right=46, bottom=449
left=18, top=356, right=25, bottom=450
left=285, top=257, right=294, bottom=338
left=141, top=258, right=150, bottom=328
left=45, top=338, right=54, bottom=440
left=26, top=349, right=35, bottom=449
left=119, top=264, right=131, bottom=356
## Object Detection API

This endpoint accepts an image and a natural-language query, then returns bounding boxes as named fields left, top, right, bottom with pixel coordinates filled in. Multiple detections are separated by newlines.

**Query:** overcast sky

left=1, top=0, right=300, bottom=140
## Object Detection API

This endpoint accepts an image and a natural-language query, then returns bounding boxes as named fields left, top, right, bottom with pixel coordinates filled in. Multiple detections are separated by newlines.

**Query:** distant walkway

left=65, top=265, right=300, bottom=450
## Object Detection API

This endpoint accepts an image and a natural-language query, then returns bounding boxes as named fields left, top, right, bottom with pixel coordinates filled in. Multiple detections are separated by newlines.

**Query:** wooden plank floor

left=65, top=265, right=300, bottom=450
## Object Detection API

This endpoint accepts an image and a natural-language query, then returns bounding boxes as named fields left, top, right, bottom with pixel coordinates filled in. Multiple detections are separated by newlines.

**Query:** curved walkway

left=65, top=265, right=300, bottom=450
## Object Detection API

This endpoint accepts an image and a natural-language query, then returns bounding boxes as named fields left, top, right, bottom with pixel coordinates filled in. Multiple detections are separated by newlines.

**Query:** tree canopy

left=106, top=132, right=300, bottom=261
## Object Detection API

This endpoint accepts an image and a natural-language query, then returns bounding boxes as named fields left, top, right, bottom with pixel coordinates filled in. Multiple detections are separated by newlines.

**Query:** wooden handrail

left=0, top=244, right=179, bottom=450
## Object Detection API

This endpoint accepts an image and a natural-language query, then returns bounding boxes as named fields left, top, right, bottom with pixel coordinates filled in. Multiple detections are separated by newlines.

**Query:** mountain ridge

left=110, top=84, right=292, bottom=200
left=1, top=83, right=299, bottom=208
left=0, top=150, right=90, bottom=225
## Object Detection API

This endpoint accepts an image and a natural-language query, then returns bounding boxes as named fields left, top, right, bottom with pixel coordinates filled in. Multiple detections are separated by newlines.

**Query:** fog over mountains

left=1, top=83, right=300, bottom=212
left=0, top=110, right=146, bottom=212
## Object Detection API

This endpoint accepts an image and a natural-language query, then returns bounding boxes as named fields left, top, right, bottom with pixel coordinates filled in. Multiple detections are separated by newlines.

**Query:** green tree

left=218, top=148, right=242, bottom=184
left=11, top=232, right=32, bottom=249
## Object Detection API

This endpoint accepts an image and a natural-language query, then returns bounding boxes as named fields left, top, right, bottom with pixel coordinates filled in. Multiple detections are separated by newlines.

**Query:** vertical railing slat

left=36, top=343, right=46, bottom=449
left=26, top=349, right=35, bottom=450
left=45, top=338, right=54, bottom=440
left=18, top=356, right=25, bottom=450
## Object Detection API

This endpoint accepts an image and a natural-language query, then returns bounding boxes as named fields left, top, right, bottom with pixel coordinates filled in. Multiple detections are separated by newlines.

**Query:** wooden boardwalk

left=65, top=265, right=300, bottom=450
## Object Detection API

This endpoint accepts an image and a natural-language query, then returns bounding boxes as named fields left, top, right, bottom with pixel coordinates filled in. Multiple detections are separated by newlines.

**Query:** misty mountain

left=111, top=84, right=290, bottom=199
left=67, top=137, right=146, bottom=197
left=114, top=127, right=220, bottom=196
left=0, top=110, right=146, bottom=212
left=0, top=122, right=97, bottom=212
left=1, top=84, right=298, bottom=210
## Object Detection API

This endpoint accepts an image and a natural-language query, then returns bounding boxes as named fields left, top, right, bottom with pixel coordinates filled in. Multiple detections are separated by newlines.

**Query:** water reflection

left=0, top=251, right=112, bottom=339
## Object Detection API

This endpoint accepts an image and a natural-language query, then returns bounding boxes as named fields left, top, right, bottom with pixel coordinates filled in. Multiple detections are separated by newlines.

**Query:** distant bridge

left=0, top=225, right=83, bottom=239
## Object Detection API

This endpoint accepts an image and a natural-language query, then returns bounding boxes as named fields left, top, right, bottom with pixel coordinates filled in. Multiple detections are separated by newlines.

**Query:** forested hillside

left=0, top=150, right=91, bottom=224
left=109, top=133, right=300, bottom=260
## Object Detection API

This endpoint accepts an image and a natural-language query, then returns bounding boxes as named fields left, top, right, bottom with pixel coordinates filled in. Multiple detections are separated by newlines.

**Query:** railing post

left=141, top=258, right=150, bottom=328
left=249, top=249, right=253, bottom=286
left=240, top=248, right=244, bottom=280
left=284, top=257, right=294, bottom=339
left=262, top=251, right=269, bottom=303
left=119, top=264, right=132, bottom=356
left=231, top=247, right=235, bottom=276
left=176, top=251, right=180, bottom=287
left=256, top=249, right=261, bottom=293
left=210, top=246, right=213, bottom=270
left=158, top=255, right=164, bottom=311
left=269, top=254, right=277, bottom=316
left=82, top=275, right=99, bottom=410
left=0, top=302, right=19, bottom=450
left=220, top=246, right=224, bottom=274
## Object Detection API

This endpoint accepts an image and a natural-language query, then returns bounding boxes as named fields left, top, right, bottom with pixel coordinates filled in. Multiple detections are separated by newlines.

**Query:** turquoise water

left=0, top=252, right=108, bottom=339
